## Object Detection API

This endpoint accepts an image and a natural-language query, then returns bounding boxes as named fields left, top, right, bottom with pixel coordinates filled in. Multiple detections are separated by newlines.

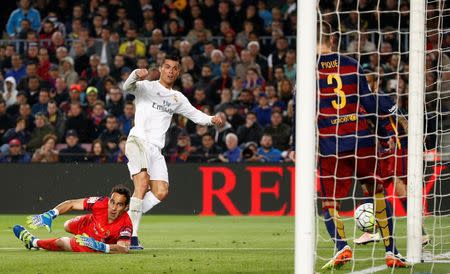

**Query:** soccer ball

left=354, top=203, right=376, bottom=232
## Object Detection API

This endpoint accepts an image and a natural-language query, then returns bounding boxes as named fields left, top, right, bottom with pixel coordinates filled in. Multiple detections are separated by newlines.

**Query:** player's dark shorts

left=378, top=147, right=407, bottom=183
left=66, top=215, right=97, bottom=253
left=318, top=147, right=382, bottom=199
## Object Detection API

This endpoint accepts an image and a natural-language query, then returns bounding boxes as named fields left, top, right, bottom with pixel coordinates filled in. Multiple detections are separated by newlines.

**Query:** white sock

left=129, top=197, right=143, bottom=237
left=142, top=191, right=161, bottom=213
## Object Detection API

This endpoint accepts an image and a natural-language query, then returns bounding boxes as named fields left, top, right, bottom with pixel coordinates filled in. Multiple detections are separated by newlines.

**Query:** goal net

left=305, top=0, right=450, bottom=272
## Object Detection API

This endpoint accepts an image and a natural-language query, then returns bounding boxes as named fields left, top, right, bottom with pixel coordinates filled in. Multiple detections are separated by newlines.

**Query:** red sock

left=37, top=238, right=63, bottom=251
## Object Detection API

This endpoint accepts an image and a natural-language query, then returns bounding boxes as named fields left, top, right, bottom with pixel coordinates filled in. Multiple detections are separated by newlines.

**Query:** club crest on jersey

left=87, top=197, right=100, bottom=204
left=173, top=95, right=178, bottom=102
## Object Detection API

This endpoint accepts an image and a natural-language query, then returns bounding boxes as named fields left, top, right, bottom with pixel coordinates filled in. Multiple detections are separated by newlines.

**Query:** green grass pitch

left=0, top=215, right=448, bottom=273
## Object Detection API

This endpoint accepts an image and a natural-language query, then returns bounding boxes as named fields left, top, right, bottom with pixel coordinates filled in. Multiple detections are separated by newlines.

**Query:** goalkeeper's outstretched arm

left=27, top=198, right=85, bottom=231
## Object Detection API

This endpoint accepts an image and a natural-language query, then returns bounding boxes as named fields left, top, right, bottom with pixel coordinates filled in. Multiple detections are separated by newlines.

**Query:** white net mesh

left=314, top=0, right=450, bottom=272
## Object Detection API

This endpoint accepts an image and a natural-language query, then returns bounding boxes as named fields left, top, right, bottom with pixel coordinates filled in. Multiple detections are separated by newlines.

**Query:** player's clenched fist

left=136, top=69, right=149, bottom=80
left=211, top=115, right=224, bottom=127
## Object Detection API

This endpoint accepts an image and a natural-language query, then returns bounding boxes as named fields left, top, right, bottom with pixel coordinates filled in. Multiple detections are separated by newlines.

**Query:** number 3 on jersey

left=327, top=74, right=346, bottom=110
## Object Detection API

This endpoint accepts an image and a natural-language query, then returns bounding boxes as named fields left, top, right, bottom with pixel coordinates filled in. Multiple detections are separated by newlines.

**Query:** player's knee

left=63, top=220, right=72, bottom=233
left=151, top=183, right=169, bottom=201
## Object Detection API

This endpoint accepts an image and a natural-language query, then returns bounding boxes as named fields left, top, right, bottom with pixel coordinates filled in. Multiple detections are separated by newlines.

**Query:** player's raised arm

left=122, top=68, right=148, bottom=94
left=176, top=94, right=224, bottom=127
left=26, top=198, right=85, bottom=232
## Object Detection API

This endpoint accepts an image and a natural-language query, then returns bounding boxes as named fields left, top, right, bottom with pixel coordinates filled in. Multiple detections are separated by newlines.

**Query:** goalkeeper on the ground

left=12, top=185, right=132, bottom=254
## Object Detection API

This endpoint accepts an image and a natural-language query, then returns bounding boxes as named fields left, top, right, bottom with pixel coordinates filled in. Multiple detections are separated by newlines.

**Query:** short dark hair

left=162, top=54, right=180, bottom=64
left=110, top=184, right=131, bottom=205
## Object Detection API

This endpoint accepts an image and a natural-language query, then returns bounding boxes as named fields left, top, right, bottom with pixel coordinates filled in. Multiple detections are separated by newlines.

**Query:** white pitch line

left=0, top=247, right=294, bottom=251
left=352, top=265, right=387, bottom=274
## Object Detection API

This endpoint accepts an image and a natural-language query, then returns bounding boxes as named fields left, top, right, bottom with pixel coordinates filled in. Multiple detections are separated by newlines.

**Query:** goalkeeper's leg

left=13, top=225, right=72, bottom=251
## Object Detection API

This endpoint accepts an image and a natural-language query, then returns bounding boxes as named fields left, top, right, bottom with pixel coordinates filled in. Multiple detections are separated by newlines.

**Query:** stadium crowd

left=0, top=0, right=448, bottom=164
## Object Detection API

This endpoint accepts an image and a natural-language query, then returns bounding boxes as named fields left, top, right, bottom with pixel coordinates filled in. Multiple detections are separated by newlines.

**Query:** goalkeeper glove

left=75, top=234, right=110, bottom=253
left=26, top=209, right=59, bottom=232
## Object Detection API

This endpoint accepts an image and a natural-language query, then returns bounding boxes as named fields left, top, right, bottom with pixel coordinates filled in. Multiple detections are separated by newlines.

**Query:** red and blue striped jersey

left=318, top=53, right=396, bottom=155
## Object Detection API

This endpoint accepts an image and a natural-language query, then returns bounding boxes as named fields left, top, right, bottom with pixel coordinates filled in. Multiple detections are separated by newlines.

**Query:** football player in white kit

left=123, top=55, right=223, bottom=249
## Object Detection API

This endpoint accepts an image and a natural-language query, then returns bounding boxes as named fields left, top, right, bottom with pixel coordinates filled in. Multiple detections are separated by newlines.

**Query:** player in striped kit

left=316, top=22, right=409, bottom=269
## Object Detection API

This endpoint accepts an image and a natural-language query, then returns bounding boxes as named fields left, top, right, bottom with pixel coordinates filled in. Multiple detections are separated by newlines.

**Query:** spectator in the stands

left=266, top=84, right=286, bottom=110
left=264, top=111, right=291, bottom=151
left=2, top=77, right=18, bottom=107
left=186, top=18, right=213, bottom=45
left=181, top=73, right=196, bottom=99
left=0, top=138, right=31, bottom=163
left=196, top=64, right=214, bottom=90
left=59, top=84, right=82, bottom=114
left=87, top=139, right=108, bottom=163
left=209, top=49, right=225, bottom=78
left=195, top=132, right=222, bottom=162
left=106, top=86, right=124, bottom=117
left=208, top=62, right=233, bottom=105
left=236, top=20, right=255, bottom=48
left=65, top=102, right=93, bottom=143
left=31, top=89, right=50, bottom=115
left=59, top=129, right=86, bottom=163
left=52, top=77, right=69, bottom=106
left=17, top=62, right=39, bottom=92
left=2, top=116, right=30, bottom=147
left=27, top=112, right=55, bottom=152
left=98, top=115, right=122, bottom=155
left=118, top=101, right=134, bottom=136
left=119, top=26, right=146, bottom=57
left=18, top=103, right=34, bottom=132
left=71, top=41, right=90, bottom=75
left=167, top=131, right=195, bottom=163
left=37, top=47, right=51, bottom=82
left=150, top=28, right=170, bottom=53
left=252, top=93, right=272, bottom=127
left=219, top=133, right=241, bottom=163
left=237, top=111, right=263, bottom=145
left=283, top=49, right=296, bottom=83
left=214, top=88, right=233, bottom=113
left=236, top=49, right=262, bottom=80
left=90, top=100, right=107, bottom=138
left=0, top=99, right=13, bottom=138
left=189, top=124, right=209, bottom=147
left=214, top=112, right=234, bottom=150
left=243, top=67, right=266, bottom=91
left=242, top=141, right=264, bottom=162
left=268, top=37, right=289, bottom=81
left=192, top=88, right=209, bottom=110
left=6, top=0, right=41, bottom=38
left=111, top=136, right=128, bottom=163
left=60, top=56, right=78, bottom=87
left=5, top=54, right=26, bottom=84
left=223, top=103, right=245, bottom=130
left=257, top=134, right=282, bottom=162
left=81, top=54, right=100, bottom=81
left=90, top=26, right=118, bottom=67
left=31, top=133, right=58, bottom=163
left=247, top=41, right=269, bottom=80
left=45, top=100, right=65, bottom=141
left=279, top=78, right=294, bottom=104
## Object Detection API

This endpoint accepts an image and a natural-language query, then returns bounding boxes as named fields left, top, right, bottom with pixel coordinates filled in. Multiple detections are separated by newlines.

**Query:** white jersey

left=123, top=70, right=213, bottom=149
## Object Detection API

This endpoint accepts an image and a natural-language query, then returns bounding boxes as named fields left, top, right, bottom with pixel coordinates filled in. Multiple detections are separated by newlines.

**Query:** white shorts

left=125, top=135, right=169, bottom=183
